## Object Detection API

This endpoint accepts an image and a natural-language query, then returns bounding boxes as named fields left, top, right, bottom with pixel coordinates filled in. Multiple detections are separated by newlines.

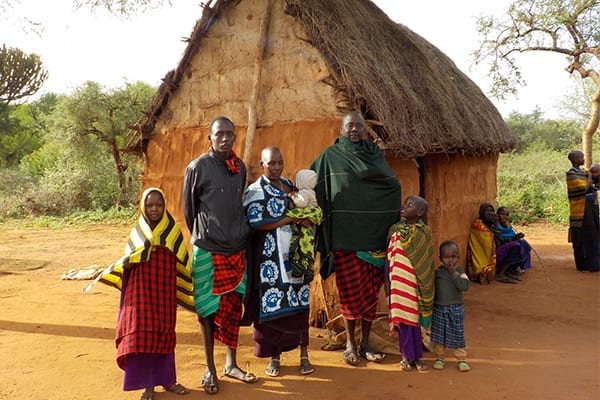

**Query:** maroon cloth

left=252, top=312, right=310, bottom=358
left=333, top=250, right=384, bottom=321
left=199, top=291, right=243, bottom=348
left=116, top=247, right=177, bottom=369
left=212, top=251, right=245, bottom=295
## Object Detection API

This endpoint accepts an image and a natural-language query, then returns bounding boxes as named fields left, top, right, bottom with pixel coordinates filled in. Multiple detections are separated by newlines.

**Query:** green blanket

left=310, top=136, right=401, bottom=279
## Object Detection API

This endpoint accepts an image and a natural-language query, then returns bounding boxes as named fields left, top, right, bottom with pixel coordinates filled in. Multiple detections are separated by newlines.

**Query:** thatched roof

left=128, top=0, right=515, bottom=158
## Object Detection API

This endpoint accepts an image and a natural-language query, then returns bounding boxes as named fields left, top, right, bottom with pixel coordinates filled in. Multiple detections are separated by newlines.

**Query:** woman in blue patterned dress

left=243, top=147, right=316, bottom=377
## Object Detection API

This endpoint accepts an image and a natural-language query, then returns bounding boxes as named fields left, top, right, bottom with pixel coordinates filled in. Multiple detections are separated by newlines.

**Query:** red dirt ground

left=0, top=221, right=598, bottom=400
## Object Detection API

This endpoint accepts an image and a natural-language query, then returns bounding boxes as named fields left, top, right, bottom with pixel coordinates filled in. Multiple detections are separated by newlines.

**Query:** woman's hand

left=293, top=218, right=312, bottom=228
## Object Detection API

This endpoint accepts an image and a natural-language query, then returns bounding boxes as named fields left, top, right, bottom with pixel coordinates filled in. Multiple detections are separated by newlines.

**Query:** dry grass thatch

left=128, top=0, right=515, bottom=158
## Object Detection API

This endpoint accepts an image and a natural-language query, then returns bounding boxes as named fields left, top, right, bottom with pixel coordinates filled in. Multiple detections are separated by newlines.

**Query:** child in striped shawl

left=386, top=195, right=436, bottom=372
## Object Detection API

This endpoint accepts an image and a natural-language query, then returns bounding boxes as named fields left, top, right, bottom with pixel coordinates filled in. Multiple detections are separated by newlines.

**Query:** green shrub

left=497, top=150, right=569, bottom=224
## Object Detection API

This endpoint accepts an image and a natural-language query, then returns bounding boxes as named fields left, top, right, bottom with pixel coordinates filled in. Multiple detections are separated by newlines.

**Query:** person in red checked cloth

left=182, top=116, right=258, bottom=395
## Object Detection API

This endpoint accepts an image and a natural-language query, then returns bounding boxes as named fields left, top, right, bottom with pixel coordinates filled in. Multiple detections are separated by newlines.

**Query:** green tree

left=505, top=109, right=582, bottom=152
left=57, top=80, right=155, bottom=206
left=0, top=94, right=60, bottom=167
left=473, top=0, right=600, bottom=168
left=0, top=45, right=48, bottom=104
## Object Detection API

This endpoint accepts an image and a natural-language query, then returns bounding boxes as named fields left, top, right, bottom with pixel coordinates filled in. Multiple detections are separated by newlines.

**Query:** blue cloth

left=243, top=176, right=310, bottom=323
left=497, top=223, right=517, bottom=241
left=431, top=303, right=466, bottom=349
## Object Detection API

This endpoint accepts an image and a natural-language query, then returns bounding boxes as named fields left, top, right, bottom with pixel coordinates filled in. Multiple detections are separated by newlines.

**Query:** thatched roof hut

left=129, top=0, right=514, bottom=324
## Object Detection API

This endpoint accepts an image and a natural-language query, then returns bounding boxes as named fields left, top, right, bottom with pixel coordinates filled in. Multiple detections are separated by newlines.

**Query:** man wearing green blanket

left=310, top=111, right=402, bottom=366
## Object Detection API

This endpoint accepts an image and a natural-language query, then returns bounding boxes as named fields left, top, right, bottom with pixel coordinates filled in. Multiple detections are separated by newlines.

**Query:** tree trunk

left=110, top=141, right=126, bottom=207
left=582, top=72, right=600, bottom=169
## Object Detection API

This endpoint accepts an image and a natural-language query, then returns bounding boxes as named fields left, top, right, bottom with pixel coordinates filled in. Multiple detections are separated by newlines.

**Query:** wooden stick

left=243, top=0, right=272, bottom=164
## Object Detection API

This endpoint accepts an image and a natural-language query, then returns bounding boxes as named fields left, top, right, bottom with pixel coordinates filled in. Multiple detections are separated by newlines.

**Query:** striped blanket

left=387, top=231, right=419, bottom=327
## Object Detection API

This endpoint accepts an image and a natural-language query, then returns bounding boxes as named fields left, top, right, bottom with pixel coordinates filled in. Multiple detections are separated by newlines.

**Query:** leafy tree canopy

left=474, top=0, right=599, bottom=99
left=0, top=45, right=49, bottom=104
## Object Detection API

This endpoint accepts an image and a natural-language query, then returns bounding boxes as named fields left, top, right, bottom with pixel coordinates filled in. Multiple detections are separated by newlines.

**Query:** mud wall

left=423, top=153, right=499, bottom=259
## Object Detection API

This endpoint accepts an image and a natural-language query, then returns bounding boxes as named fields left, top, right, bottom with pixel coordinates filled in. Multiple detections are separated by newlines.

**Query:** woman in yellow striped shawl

left=567, top=151, right=599, bottom=272
left=109, top=188, right=192, bottom=400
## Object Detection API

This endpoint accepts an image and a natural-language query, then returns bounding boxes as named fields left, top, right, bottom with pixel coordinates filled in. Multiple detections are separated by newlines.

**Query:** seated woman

left=496, top=206, right=532, bottom=275
left=466, top=203, right=523, bottom=284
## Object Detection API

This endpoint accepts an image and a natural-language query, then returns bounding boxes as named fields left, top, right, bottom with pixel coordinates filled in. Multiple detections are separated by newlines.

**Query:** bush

left=497, top=150, right=569, bottom=224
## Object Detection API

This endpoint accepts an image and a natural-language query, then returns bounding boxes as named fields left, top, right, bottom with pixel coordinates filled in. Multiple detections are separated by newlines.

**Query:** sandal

left=201, top=371, right=219, bottom=395
left=140, top=388, right=154, bottom=400
left=223, top=366, right=259, bottom=383
left=299, top=356, right=315, bottom=375
left=433, top=358, right=445, bottom=370
left=342, top=348, right=360, bottom=366
left=400, top=358, right=413, bottom=371
left=414, top=359, right=428, bottom=372
left=458, top=360, right=471, bottom=372
left=265, top=358, right=280, bottom=377
left=358, top=346, right=385, bottom=363
left=164, top=383, right=189, bottom=395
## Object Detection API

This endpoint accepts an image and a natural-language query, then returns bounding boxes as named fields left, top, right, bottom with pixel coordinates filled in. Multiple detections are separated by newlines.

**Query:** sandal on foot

left=299, top=356, right=315, bottom=375
left=433, top=358, right=445, bottom=370
left=400, top=358, right=413, bottom=371
left=265, top=358, right=280, bottom=377
left=201, top=371, right=219, bottom=395
left=223, top=367, right=259, bottom=383
left=164, top=383, right=189, bottom=395
left=358, top=346, right=385, bottom=363
left=458, top=360, right=471, bottom=372
left=342, top=348, right=360, bottom=366
left=414, top=359, right=428, bottom=372
left=140, top=388, right=154, bottom=400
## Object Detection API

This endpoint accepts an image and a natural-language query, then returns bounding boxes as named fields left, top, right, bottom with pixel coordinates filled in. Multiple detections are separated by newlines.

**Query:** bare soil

left=0, top=222, right=598, bottom=400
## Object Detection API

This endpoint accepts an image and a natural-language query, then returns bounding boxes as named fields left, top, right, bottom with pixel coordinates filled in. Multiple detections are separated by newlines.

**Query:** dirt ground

left=0, top=221, right=598, bottom=400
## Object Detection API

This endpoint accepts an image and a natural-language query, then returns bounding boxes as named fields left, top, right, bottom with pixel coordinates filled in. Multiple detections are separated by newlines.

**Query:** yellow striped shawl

left=567, top=167, right=587, bottom=228
left=83, top=188, right=194, bottom=311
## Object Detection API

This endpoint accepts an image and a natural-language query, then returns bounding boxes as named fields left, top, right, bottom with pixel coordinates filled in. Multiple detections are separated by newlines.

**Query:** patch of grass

left=0, top=206, right=138, bottom=229
left=497, top=150, right=569, bottom=225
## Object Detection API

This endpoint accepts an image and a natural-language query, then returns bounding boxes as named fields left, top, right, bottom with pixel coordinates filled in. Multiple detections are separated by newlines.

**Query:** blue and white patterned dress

left=243, top=176, right=311, bottom=322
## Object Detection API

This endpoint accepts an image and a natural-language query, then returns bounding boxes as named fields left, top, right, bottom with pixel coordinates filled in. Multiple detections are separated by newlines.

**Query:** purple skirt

left=122, top=352, right=176, bottom=391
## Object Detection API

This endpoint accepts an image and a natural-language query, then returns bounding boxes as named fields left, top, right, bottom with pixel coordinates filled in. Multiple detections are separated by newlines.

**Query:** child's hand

left=445, top=264, right=457, bottom=275
left=516, top=232, right=525, bottom=239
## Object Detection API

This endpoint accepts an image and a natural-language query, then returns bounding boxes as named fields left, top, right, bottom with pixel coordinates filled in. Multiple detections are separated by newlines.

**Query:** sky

left=1, top=0, right=577, bottom=119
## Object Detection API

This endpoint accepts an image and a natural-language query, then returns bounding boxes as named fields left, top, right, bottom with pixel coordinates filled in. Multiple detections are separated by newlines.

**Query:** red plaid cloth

left=116, top=247, right=177, bottom=369
left=211, top=252, right=245, bottom=295
left=214, top=291, right=243, bottom=347
left=333, top=250, right=384, bottom=321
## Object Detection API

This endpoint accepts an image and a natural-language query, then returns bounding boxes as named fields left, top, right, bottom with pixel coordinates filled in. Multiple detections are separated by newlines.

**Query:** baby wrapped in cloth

left=286, top=169, right=322, bottom=280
